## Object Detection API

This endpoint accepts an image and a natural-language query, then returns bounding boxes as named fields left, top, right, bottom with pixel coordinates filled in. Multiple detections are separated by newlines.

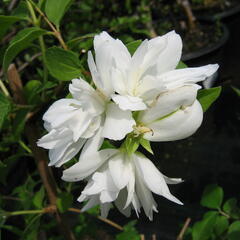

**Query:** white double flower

left=38, top=31, right=219, bottom=219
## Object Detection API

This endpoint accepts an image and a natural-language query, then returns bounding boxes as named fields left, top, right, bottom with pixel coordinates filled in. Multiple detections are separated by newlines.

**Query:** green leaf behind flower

left=45, top=47, right=82, bottom=81
left=197, top=87, right=222, bottom=112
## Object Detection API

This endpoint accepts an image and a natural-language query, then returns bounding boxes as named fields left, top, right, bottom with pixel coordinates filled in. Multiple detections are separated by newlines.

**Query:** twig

left=140, top=234, right=145, bottom=240
left=7, top=64, right=76, bottom=240
left=68, top=207, right=124, bottom=231
left=8, top=0, right=19, bottom=11
left=26, top=0, right=68, bottom=50
left=177, top=0, right=196, bottom=31
left=18, top=52, right=42, bottom=73
left=177, top=217, right=191, bottom=240
left=152, top=234, right=157, bottom=240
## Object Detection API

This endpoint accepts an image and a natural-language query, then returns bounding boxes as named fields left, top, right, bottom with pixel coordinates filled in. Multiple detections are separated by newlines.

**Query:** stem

left=0, top=79, right=10, bottom=96
left=19, top=140, right=32, bottom=154
left=27, top=0, right=68, bottom=50
left=219, top=209, right=230, bottom=219
left=177, top=0, right=197, bottom=31
left=5, top=209, right=44, bottom=216
left=7, top=64, right=76, bottom=240
left=177, top=217, right=191, bottom=240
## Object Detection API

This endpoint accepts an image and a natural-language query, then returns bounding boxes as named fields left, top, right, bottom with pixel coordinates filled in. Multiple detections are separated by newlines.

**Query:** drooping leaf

left=45, top=47, right=82, bottom=81
left=192, top=211, right=218, bottom=240
left=0, top=15, right=25, bottom=40
left=228, top=221, right=240, bottom=240
left=3, top=27, right=46, bottom=72
left=33, top=187, right=45, bottom=209
left=126, top=40, right=142, bottom=55
left=214, top=215, right=229, bottom=236
left=232, top=86, right=240, bottom=97
left=200, top=184, right=223, bottom=209
left=0, top=92, right=11, bottom=129
left=116, top=221, right=140, bottom=240
left=56, top=192, right=73, bottom=213
left=223, top=198, right=240, bottom=219
left=45, top=0, right=73, bottom=27
left=197, top=87, right=222, bottom=112
left=139, top=138, right=153, bottom=154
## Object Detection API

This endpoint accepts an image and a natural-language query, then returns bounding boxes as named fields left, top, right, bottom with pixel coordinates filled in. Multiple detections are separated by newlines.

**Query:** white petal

left=111, top=94, right=147, bottom=111
left=87, top=51, right=103, bottom=91
left=43, top=99, right=81, bottom=128
left=49, top=138, right=86, bottom=167
left=69, top=78, right=105, bottom=115
left=134, top=153, right=182, bottom=205
left=134, top=164, right=158, bottom=220
left=115, top=189, right=131, bottom=217
left=37, top=128, right=72, bottom=149
left=144, top=100, right=203, bottom=141
left=80, top=195, right=99, bottom=212
left=108, top=152, right=131, bottom=189
left=139, top=85, right=200, bottom=124
left=156, top=31, right=182, bottom=74
left=163, top=175, right=183, bottom=184
left=161, top=64, right=219, bottom=89
left=80, top=126, right=104, bottom=157
left=102, top=103, right=135, bottom=140
left=100, top=202, right=112, bottom=218
left=62, top=149, right=117, bottom=182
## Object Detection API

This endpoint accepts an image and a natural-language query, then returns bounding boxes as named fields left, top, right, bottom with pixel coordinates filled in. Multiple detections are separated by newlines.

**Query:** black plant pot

left=181, top=23, right=229, bottom=68
left=195, top=3, right=240, bottom=22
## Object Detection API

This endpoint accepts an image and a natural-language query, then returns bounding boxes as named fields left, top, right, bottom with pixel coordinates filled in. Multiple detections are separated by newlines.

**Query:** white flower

left=91, top=31, right=218, bottom=112
left=62, top=149, right=182, bottom=220
left=37, top=78, right=135, bottom=167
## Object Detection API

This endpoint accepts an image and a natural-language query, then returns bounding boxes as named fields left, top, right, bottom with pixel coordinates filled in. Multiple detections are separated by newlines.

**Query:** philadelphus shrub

left=38, top=31, right=219, bottom=220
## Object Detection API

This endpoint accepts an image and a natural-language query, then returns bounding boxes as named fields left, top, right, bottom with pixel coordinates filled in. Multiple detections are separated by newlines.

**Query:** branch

left=177, top=0, right=197, bottom=31
left=7, top=64, right=76, bottom=240
left=177, top=217, right=191, bottom=240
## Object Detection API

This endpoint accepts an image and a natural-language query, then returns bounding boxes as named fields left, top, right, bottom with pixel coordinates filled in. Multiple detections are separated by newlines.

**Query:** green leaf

left=223, top=198, right=240, bottom=219
left=0, top=92, right=11, bottom=129
left=126, top=40, right=142, bottom=55
left=11, top=2, right=29, bottom=19
left=56, top=192, right=73, bottom=213
left=0, top=15, right=24, bottom=40
left=100, top=140, right=116, bottom=150
left=23, top=80, right=42, bottom=104
left=116, top=221, right=140, bottom=240
left=45, top=47, right=82, bottom=81
left=228, top=221, right=240, bottom=240
left=139, top=138, right=153, bottom=154
left=232, top=86, right=240, bottom=97
left=45, top=0, right=73, bottom=27
left=33, top=187, right=45, bottom=209
left=200, top=184, right=223, bottom=209
left=176, top=61, right=187, bottom=69
left=197, top=87, right=222, bottom=112
left=3, top=27, right=46, bottom=72
left=123, top=136, right=140, bottom=155
left=12, top=109, right=29, bottom=140
left=0, top=161, right=6, bottom=168
left=214, top=215, right=229, bottom=236
left=192, top=211, right=218, bottom=240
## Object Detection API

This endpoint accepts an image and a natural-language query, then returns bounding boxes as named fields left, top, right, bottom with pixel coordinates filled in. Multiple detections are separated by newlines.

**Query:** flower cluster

left=38, top=31, right=219, bottom=220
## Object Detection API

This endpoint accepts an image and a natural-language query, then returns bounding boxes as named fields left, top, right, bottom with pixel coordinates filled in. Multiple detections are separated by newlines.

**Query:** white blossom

left=62, top=149, right=182, bottom=220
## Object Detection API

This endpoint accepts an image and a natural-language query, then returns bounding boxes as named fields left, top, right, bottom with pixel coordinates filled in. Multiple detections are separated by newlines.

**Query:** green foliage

left=176, top=61, right=187, bottom=69
left=56, top=192, right=73, bottom=213
left=200, top=184, right=223, bottom=209
left=115, top=221, right=140, bottom=240
left=3, top=27, right=46, bottom=72
left=45, top=47, right=82, bottom=81
left=197, top=87, right=222, bottom=112
left=45, top=0, right=73, bottom=28
left=185, top=185, right=240, bottom=240
left=139, top=138, right=153, bottom=154
left=126, top=40, right=142, bottom=55
left=0, top=92, right=11, bottom=129
left=0, top=15, right=25, bottom=39
left=33, top=187, right=45, bottom=209
left=232, top=86, right=240, bottom=97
